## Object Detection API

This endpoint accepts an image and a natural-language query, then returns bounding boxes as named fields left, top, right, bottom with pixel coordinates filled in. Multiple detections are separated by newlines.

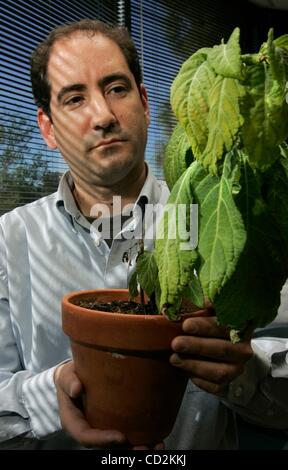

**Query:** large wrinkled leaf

left=242, top=30, right=288, bottom=169
left=208, top=27, right=243, bottom=79
left=171, top=49, right=215, bottom=158
left=171, top=47, right=209, bottom=122
left=164, top=124, right=193, bottom=191
left=158, top=28, right=288, bottom=334
left=136, top=251, right=158, bottom=297
left=267, top=30, right=288, bottom=134
left=194, top=152, right=246, bottom=300
left=200, top=76, right=245, bottom=173
left=214, top=160, right=288, bottom=330
left=265, top=153, right=288, bottom=254
left=183, top=273, right=204, bottom=308
left=185, top=61, right=216, bottom=158
left=155, top=163, right=199, bottom=319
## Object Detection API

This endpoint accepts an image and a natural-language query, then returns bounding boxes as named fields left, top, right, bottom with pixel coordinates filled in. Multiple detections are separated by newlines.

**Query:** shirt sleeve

left=0, top=224, right=61, bottom=442
left=224, top=335, right=288, bottom=429
left=0, top=365, right=61, bottom=442
left=0, top=293, right=62, bottom=442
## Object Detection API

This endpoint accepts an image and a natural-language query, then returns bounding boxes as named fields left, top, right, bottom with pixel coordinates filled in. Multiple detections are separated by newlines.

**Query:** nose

left=90, top=93, right=116, bottom=130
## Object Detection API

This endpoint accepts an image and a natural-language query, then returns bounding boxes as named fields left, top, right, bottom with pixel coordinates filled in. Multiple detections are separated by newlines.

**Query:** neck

left=72, top=164, right=147, bottom=217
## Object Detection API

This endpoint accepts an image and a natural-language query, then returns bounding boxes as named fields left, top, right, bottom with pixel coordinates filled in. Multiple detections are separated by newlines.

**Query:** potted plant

left=62, top=27, right=288, bottom=446
left=153, top=27, right=288, bottom=340
left=61, top=288, right=204, bottom=446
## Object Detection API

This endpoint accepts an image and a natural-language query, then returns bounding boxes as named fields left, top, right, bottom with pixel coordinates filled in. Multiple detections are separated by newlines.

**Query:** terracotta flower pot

left=62, top=289, right=200, bottom=446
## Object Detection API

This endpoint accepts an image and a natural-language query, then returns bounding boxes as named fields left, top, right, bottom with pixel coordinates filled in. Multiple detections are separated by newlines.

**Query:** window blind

left=1, top=0, right=287, bottom=214
left=130, top=0, right=288, bottom=179
left=0, top=0, right=119, bottom=215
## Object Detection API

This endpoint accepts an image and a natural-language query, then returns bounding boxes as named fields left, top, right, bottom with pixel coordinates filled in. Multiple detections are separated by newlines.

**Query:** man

left=0, top=19, right=287, bottom=450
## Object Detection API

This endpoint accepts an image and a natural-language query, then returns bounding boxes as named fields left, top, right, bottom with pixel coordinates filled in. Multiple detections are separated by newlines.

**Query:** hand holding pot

left=54, top=360, right=165, bottom=449
left=170, top=316, right=253, bottom=395
left=54, top=360, right=127, bottom=448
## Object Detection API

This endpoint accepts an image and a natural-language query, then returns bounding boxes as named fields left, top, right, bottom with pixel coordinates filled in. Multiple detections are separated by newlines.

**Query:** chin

left=95, top=155, right=140, bottom=179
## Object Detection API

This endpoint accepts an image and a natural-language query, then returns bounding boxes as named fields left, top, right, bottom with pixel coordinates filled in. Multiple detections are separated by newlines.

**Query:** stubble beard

left=82, top=146, right=143, bottom=188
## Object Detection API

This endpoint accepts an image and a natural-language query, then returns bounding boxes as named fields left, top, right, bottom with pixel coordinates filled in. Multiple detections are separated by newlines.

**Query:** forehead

left=47, top=33, right=131, bottom=88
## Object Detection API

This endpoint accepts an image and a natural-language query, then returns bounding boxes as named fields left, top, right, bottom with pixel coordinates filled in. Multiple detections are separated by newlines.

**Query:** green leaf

left=154, top=276, right=162, bottom=312
left=274, top=34, right=288, bottom=51
left=207, top=27, right=243, bottom=79
left=185, top=61, right=216, bottom=159
left=265, top=154, right=288, bottom=255
left=164, top=124, right=193, bottom=191
left=136, top=251, right=158, bottom=297
left=241, top=30, right=288, bottom=170
left=128, top=270, right=138, bottom=298
left=171, top=49, right=215, bottom=159
left=183, top=272, right=204, bottom=308
left=155, top=163, right=199, bottom=320
left=200, top=76, right=245, bottom=173
left=280, top=142, right=288, bottom=159
left=171, top=47, right=210, bottom=122
left=214, top=160, right=288, bottom=330
left=195, top=152, right=246, bottom=300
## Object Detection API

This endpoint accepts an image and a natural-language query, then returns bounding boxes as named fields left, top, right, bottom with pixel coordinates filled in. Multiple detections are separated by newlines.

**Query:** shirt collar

left=56, top=162, right=161, bottom=214
left=134, top=162, right=162, bottom=207
left=56, top=172, right=91, bottom=231
left=55, top=163, right=164, bottom=240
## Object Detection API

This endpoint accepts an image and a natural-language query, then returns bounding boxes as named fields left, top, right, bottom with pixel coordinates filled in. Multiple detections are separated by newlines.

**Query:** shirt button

left=266, top=408, right=275, bottom=417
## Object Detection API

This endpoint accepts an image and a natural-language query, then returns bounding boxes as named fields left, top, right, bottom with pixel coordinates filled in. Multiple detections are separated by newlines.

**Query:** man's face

left=40, top=32, right=150, bottom=187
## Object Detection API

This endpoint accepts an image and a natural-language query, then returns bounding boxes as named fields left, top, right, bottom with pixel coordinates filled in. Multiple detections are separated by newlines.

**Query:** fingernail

left=170, top=354, right=181, bottom=366
left=183, top=321, right=196, bottom=334
left=69, top=382, right=80, bottom=397
left=173, top=338, right=187, bottom=353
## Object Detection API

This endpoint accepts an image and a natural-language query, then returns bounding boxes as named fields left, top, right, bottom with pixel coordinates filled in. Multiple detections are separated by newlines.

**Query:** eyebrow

left=57, top=73, right=132, bottom=104
left=57, top=84, right=86, bottom=104
left=98, top=73, right=132, bottom=90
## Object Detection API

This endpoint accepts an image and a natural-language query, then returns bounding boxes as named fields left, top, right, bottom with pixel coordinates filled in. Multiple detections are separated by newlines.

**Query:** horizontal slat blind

left=0, top=0, right=118, bottom=215
left=130, top=0, right=288, bottom=179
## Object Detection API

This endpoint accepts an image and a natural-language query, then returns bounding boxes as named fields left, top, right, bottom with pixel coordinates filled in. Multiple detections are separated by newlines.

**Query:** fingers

left=171, top=335, right=253, bottom=363
left=57, top=383, right=126, bottom=447
left=190, top=377, right=228, bottom=395
left=182, top=316, right=230, bottom=338
left=170, top=316, right=253, bottom=395
left=55, top=361, right=83, bottom=398
left=170, top=354, right=245, bottom=384
left=55, top=361, right=127, bottom=448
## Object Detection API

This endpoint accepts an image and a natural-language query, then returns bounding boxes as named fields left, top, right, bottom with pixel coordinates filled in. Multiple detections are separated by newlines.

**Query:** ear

left=37, top=108, right=58, bottom=149
left=139, top=84, right=150, bottom=127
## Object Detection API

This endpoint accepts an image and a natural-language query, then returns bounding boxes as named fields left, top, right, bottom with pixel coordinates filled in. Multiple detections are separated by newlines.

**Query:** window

left=1, top=0, right=118, bottom=215
left=1, top=0, right=287, bottom=213
left=130, top=0, right=288, bottom=179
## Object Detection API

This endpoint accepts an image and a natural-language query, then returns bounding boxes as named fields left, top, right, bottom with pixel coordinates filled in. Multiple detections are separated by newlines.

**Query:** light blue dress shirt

left=0, top=166, right=287, bottom=449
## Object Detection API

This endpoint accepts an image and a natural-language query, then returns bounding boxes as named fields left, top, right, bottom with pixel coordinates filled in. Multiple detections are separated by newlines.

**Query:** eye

left=108, top=85, right=128, bottom=96
left=64, top=95, right=84, bottom=106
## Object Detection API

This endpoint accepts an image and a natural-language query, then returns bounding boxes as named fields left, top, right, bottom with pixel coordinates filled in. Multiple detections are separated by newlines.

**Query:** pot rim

left=61, top=288, right=180, bottom=322
left=61, top=288, right=186, bottom=350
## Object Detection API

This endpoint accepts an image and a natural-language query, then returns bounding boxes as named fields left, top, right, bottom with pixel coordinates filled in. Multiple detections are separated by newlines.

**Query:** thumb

left=55, top=361, right=83, bottom=398
left=69, top=377, right=82, bottom=398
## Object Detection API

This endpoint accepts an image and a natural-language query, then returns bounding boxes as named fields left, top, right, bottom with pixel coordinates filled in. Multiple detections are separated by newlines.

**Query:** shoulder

left=0, top=192, right=58, bottom=229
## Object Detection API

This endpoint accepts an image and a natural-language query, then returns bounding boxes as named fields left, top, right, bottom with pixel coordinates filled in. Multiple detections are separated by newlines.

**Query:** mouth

left=90, top=139, right=126, bottom=151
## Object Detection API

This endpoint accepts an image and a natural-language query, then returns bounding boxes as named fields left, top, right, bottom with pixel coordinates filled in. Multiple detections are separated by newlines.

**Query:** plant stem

left=138, top=238, right=147, bottom=314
